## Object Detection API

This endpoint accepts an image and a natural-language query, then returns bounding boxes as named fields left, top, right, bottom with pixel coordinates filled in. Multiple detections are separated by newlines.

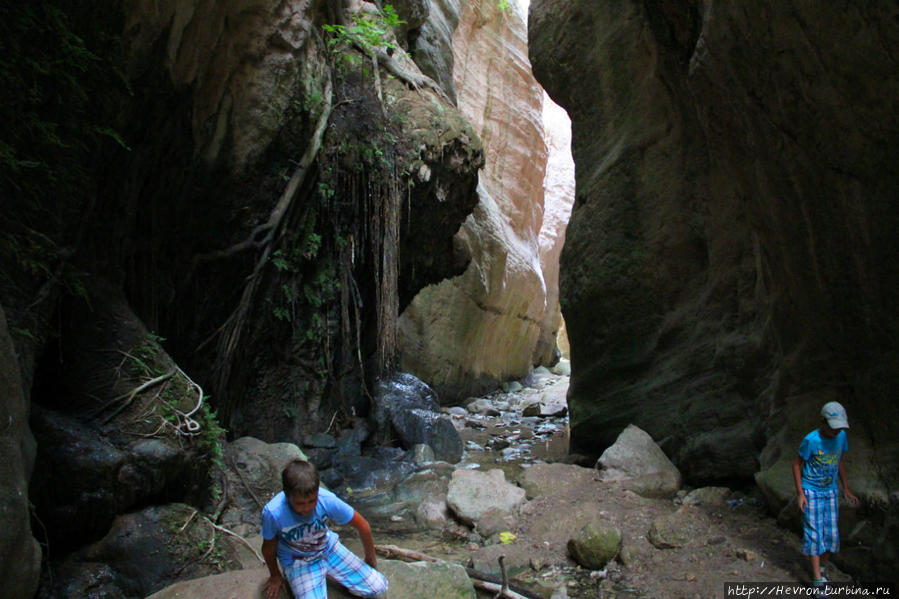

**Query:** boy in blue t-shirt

left=261, top=459, right=388, bottom=599
left=792, top=401, right=859, bottom=592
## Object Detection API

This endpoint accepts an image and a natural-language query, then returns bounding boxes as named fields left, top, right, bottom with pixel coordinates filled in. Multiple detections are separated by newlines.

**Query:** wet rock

left=487, top=437, right=511, bottom=450
left=550, top=359, right=571, bottom=376
left=446, top=469, right=526, bottom=526
left=373, top=373, right=463, bottom=463
left=596, top=424, right=681, bottom=498
left=328, top=456, right=417, bottom=498
left=303, top=433, right=337, bottom=448
left=337, top=421, right=370, bottom=457
left=502, top=381, right=524, bottom=393
left=522, top=399, right=542, bottom=417
left=410, top=443, right=437, bottom=463
left=0, top=304, right=41, bottom=599
left=467, top=398, right=501, bottom=416
left=48, top=504, right=242, bottom=599
left=567, top=521, right=622, bottom=570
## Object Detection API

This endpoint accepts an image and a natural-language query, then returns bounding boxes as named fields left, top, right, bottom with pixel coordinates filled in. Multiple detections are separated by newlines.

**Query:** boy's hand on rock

left=844, top=489, right=860, bottom=506
left=264, top=574, right=284, bottom=599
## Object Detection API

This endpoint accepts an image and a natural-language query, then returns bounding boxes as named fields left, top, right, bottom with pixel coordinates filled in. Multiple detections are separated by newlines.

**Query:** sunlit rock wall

left=530, top=4, right=899, bottom=575
left=536, top=97, right=574, bottom=363
left=400, top=0, right=569, bottom=401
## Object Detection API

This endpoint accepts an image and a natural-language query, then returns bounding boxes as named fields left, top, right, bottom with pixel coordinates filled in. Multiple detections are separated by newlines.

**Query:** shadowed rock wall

left=529, top=0, right=899, bottom=506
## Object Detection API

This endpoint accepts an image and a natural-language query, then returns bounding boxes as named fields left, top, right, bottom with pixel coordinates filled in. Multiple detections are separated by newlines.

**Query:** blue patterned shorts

left=281, top=541, right=388, bottom=599
left=802, top=487, right=840, bottom=556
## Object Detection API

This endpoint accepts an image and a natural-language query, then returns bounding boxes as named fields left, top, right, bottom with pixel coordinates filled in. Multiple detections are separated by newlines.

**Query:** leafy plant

left=323, top=4, right=405, bottom=53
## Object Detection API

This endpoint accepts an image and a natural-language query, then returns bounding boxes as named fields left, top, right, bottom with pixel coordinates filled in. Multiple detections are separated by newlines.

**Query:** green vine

left=323, top=4, right=405, bottom=54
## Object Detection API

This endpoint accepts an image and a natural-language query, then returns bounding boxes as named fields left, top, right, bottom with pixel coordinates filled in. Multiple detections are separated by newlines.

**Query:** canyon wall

left=399, top=0, right=571, bottom=401
left=2, top=1, right=482, bottom=592
left=530, top=0, right=898, bottom=575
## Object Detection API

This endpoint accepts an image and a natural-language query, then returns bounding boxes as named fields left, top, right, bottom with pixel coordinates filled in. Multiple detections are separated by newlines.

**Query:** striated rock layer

left=530, top=0, right=898, bottom=577
left=400, top=0, right=572, bottom=401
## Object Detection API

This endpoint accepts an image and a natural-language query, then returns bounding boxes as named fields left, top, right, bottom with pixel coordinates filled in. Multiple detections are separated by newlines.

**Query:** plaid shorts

left=281, top=541, right=388, bottom=599
left=802, top=487, right=840, bottom=556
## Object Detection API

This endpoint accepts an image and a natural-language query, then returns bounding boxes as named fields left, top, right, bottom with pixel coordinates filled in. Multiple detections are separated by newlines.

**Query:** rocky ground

left=90, top=363, right=861, bottom=599
left=351, top=366, right=854, bottom=599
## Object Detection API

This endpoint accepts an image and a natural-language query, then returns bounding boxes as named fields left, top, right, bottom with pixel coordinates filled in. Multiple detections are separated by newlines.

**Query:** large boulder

left=446, top=468, right=526, bottom=526
left=42, top=504, right=243, bottom=599
left=372, top=372, right=463, bottom=463
left=596, top=425, right=681, bottom=498
left=218, top=437, right=308, bottom=536
left=146, top=560, right=476, bottom=599
left=0, top=305, right=41, bottom=599
left=28, top=284, right=220, bottom=551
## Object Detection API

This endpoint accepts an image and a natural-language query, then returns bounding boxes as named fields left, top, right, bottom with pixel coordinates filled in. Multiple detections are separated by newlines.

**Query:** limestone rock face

left=0, top=305, right=41, bottom=599
left=123, top=0, right=324, bottom=171
left=400, top=0, right=571, bottom=400
left=408, top=0, right=462, bottom=101
left=530, top=1, right=899, bottom=479
left=536, top=98, right=575, bottom=362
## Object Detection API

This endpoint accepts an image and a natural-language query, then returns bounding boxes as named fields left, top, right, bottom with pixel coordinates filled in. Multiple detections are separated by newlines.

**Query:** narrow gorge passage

left=2, top=0, right=897, bottom=598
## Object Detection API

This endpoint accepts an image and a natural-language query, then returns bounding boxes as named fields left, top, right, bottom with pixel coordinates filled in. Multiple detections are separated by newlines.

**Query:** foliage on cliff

left=0, top=0, right=126, bottom=342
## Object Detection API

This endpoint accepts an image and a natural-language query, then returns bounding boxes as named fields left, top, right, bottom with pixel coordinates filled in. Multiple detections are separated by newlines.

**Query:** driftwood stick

left=374, top=544, right=435, bottom=561
left=473, top=579, right=531, bottom=599
left=493, top=555, right=509, bottom=599
left=228, top=455, right=264, bottom=510
left=203, top=517, right=264, bottom=564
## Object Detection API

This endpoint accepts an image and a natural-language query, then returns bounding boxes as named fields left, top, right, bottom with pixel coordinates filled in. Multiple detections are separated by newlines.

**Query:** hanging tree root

left=98, top=367, right=176, bottom=424
left=196, top=71, right=334, bottom=395
left=351, top=41, right=452, bottom=104
left=373, top=545, right=538, bottom=599
left=189, top=72, right=334, bottom=283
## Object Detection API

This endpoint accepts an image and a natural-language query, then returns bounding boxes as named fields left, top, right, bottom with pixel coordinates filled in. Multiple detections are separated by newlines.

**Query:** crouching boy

left=261, top=459, right=388, bottom=599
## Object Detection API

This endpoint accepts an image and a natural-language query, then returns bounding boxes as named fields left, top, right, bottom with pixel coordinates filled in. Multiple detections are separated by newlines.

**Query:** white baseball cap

left=821, top=401, right=849, bottom=429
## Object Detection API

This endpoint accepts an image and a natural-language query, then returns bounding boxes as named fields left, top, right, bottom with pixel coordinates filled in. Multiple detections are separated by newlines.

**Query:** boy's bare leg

left=810, top=554, right=822, bottom=580
left=820, top=552, right=830, bottom=576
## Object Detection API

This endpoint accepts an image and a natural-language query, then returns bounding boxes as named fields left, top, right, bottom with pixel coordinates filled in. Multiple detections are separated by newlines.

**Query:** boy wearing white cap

left=791, top=401, right=859, bottom=593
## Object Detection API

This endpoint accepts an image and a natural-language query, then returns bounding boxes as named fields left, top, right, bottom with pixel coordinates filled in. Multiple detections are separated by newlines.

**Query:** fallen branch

left=203, top=516, right=264, bottom=564
left=375, top=544, right=434, bottom=561
left=472, top=578, right=531, bottom=599
left=228, top=455, right=264, bottom=510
